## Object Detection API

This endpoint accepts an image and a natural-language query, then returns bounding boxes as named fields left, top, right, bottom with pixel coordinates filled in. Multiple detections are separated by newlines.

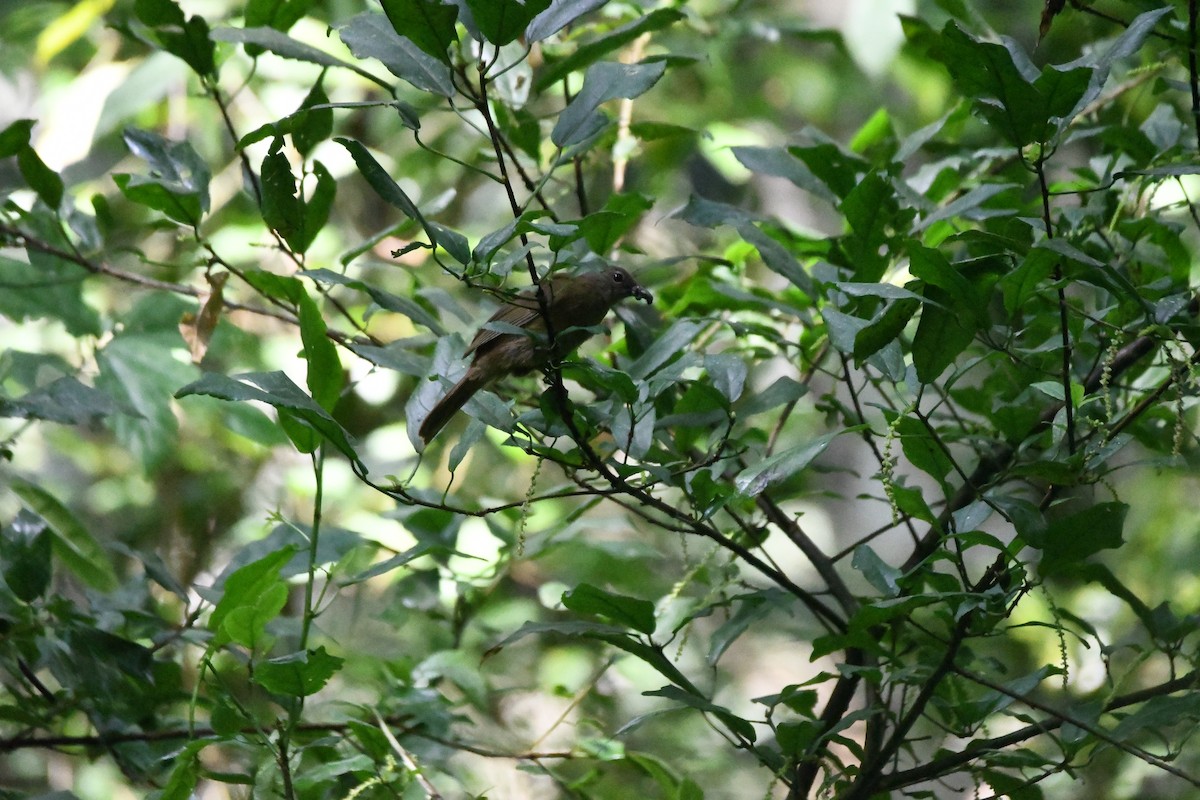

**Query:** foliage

left=2, top=0, right=1200, bottom=798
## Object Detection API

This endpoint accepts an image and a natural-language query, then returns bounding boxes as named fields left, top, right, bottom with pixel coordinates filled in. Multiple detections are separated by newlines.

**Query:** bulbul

left=418, top=267, right=653, bottom=443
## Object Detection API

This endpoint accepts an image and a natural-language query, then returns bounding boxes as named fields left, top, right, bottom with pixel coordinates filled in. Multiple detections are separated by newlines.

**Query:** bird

left=418, top=266, right=653, bottom=444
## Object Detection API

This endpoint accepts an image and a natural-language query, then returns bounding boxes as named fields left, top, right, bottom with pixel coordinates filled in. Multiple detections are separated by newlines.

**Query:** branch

left=875, top=669, right=1200, bottom=791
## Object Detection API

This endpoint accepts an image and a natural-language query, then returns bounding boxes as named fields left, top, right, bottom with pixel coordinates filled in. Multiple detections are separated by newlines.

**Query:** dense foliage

left=3, top=0, right=1200, bottom=798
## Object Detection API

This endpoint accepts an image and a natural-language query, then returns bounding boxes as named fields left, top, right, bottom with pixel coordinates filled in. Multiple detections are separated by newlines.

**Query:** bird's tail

left=419, top=373, right=486, bottom=444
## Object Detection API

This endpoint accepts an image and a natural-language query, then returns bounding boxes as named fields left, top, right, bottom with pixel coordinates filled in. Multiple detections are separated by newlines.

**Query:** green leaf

left=96, top=330, right=196, bottom=470
left=292, top=76, right=333, bottom=156
left=221, top=581, right=288, bottom=648
left=336, top=13, right=454, bottom=96
left=534, top=7, right=683, bottom=91
left=704, top=353, right=747, bottom=403
left=562, top=583, right=656, bottom=634
left=175, top=371, right=360, bottom=466
left=254, top=646, right=344, bottom=696
left=9, top=477, right=119, bottom=591
left=158, top=741, right=205, bottom=800
left=1039, top=502, right=1127, bottom=577
left=338, top=137, right=465, bottom=261
left=378, top=0, right=459, bottom=64
left=737, top=222, right=814, bottom=296
left=644, top=685, right=756, bottom=743
left=245, top=0, right=314, bottom=33
left=466, top=0, right=551, bottom=46
left=115, top=128, right=211, bottom=226
left=1, top=515, right=52, bottom=602
left=734, top=430, right=842, bottom=498
left=707, top=591, right=781, bottom=665
left=627, top=319, right=703, bottom=380
left=851, top=545, right=901, bottom=597
left=552, top=60, right=668, bottom=147
left=912, top=285, right=974, bottom=383
left=0, top=376, right=123, bottom=424
left=577, top=192, right=652, bottom=254
left=302, top=160, right=336, bottom=252
left=853, top=296, right=919, bottom=362
left=302, top=268, right=445, bottom=334
left=0, top=118, right=34, bottom=157
left=210, top=26, right=382, bottom=86
left=17, top=147, right=63, bottom=209
left=260, top=142, right=303, bottom=245
left=891, top=413, right=953, bottom=484
left=788, top=141, right=868, bottom=200
left=208, top=546, right=296, bottom=643
left=135, top=0, right=215, bottom=75
left=297, top=291, right=343, bottom=411
left=930, top=22, right=1093, bottom=146
left=839, top=171, right=898, bottom=282
left=526, top=0, right=609, bottom=42
left=734, top=145, right=836, bottom=203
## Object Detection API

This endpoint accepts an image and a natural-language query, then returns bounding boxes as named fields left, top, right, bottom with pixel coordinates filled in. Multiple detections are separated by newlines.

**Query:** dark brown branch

left=875, top=669, right=1200, bottom=792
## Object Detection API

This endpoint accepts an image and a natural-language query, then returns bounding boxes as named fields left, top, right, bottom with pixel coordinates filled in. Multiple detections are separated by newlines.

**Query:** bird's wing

left=464, top=291, right=546, bottom=355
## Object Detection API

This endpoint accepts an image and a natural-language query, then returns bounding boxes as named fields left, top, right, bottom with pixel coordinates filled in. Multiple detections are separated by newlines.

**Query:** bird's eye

left=612, top=271, right=624, bottom=282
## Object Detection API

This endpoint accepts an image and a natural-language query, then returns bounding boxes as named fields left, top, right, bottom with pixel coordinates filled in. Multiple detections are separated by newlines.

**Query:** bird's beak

left=632, top=284, right=654, bottom=304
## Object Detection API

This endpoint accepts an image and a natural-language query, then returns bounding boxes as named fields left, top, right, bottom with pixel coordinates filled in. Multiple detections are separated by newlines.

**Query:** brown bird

left=418, top=267, right=653, bottom=444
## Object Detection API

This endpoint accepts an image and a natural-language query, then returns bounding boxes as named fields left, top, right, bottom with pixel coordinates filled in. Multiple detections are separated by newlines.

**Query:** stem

left=1034, top=154, right=1076, bottom=455
left=1190, top=0, right=1200, bottom=152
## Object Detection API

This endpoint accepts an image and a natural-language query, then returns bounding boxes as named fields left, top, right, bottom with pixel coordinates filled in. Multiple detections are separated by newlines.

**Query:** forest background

left=2, top=0, right=1200, bottom=798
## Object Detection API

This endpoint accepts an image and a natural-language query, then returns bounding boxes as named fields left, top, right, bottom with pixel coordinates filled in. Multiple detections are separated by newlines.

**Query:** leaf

left=292, top=76, right=333, bottom=156
left=466, top=0, right=552, bottom=46
left=337, top=137, right=463, bottom=261
left=552, top=60, right=667, bottom=147
left=733, top=145, right=837, bottom=204
left=207, top=546, right=296, bottom=643
left=734, top=430, right=842, bottom=497
left=297, top=291, right=343, bottom=412
left=737, top=222, right=814, bottom=296
left=627, top=319, right=703, bottom=380
left=562, top=583, right=656, bottom=634
left=16, top=147, right=63, bottom=209
left=1, top=515, right=52, bottom=602
left=839, top=171, right=898, bottom=282
left=210, top=26, right=381, bottom=85
left=135, top=0, right=215, bottom=75
left=9, top=477, right=119, bottom=591
left=912, top=285, right=975, bottom=383
left=526, top=0, right=609, bottom=42
left=116, top=128, right=211, bottom=226
left=577, top=192, right=652, bottom=253
left=96, top=330, right=196, bottom=470
left=254, top=647, right=344, bottom=696
left=336, top=13, right=454, bottom=97
left=704, top=353, right=747, bottom=403
left=221, top=582, right=289, bottom=649
left=851, top=545, right=901, bottom=597
left=0, top=376, right=123, bottom=424
left=0, top=118, right=34, bottom=157
left=1038, top=502, right=1127, bottom=577
left=302, top=268, right=445, bottom=334
left=378, top=0, right=459, bottom=64
left=644, top=685, right=756, bottom=743
left=853, top=296, right=919, bottom=362
left=707, top=591, right=782, bottom=665
left=175, top=371, right=360, bottom=466
left=534, top=8, right=683, bottom=91
left=738, top=376, right=808, bottom=415
left=260, top=143, right=303, bottom=243
left=301, top=160, right=337, bottom=252
left=246, top=0, right=314, bottom=33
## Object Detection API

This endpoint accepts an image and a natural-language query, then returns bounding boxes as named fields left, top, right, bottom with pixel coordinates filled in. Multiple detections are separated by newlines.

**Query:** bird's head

left=598, top=266, right=654, bottom=306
